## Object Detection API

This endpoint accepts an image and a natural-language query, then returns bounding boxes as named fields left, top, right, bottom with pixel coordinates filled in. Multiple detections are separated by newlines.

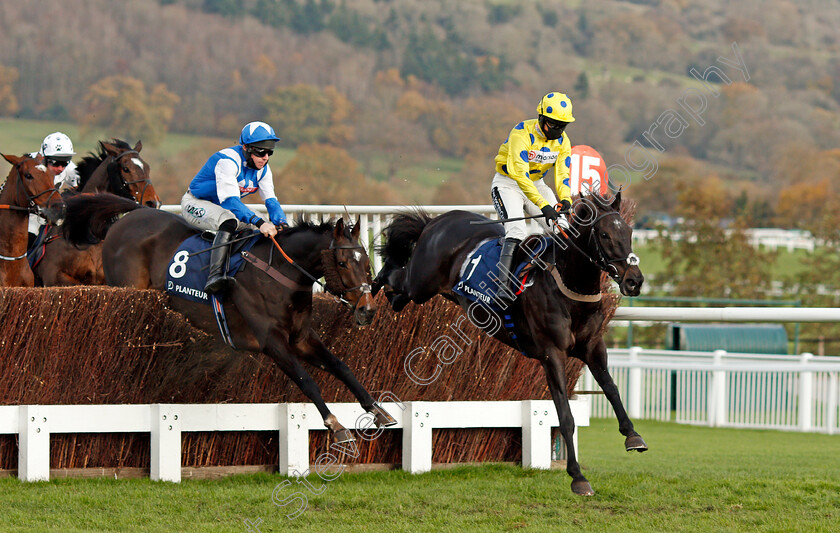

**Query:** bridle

left=325, top=241, right=374, bottom=307
left=556, top=210, right=640, bottom=283
left=0, top=156, right=61, bottom=261
left=263, top=234, right=373, bottom=309
left=111, top=150, right=156, bottom=205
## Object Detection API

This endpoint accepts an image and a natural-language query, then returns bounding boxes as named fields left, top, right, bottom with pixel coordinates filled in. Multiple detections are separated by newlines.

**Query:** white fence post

left=827, top=372, right=838, bottom=436
left=150, top=404, right=182, bottom=482
left=278, top=403, right=310, bottom=476
left=799, top=353, right=814, bottom=432
left=403, top=401, right=432, bottom=474
left=709, top=350, right=727, bottom=427
left=628, top=347, right=642, bottom=419
left=521, top=400, right=552, bottom=469
left=18, top=405, right=50, bottom=482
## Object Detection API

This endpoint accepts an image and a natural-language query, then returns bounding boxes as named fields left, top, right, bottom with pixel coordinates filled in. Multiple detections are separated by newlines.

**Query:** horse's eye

left=338, top=261, right=347, bottom=268
left=122, top=166, right=130, bottom=172
left=24, top=173, right=33, bottom=180
left=600, top=231, right=610, bottom=240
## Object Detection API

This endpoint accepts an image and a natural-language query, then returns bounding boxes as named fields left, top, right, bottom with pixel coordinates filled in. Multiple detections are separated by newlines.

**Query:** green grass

left=1, top=419, right=837, bottom=532
left=632, top=244, right=811, bottom=281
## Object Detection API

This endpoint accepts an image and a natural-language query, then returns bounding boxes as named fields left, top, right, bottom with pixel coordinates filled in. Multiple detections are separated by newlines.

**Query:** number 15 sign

left=570, top=145, right=608, bottom=196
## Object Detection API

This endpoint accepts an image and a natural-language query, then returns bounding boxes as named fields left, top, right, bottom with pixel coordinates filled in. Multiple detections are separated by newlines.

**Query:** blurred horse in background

left=31, top=139, right=161, bottom=286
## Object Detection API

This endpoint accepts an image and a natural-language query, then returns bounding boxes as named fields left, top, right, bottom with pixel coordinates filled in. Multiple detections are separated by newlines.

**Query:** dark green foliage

left=574, top=71, right=590, bottom=99
left=202, top=0, right=242, bottom=17
left=487, top=3, right=520, bottom=25
left=539, top=6, right=558, bottom=28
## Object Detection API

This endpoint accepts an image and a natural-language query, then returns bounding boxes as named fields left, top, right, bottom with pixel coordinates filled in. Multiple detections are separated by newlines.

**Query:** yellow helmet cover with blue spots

left=537, top=92, right=575, bottom=123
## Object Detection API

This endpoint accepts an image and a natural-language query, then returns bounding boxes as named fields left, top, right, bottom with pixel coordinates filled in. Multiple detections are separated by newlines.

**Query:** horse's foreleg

left=586, top=340, right=647, bottom=452
left=542, top=351, right=594, bottom=496
left=264, top=332, right=355, bottom=443
left=298, top=331, right=397, bottom=428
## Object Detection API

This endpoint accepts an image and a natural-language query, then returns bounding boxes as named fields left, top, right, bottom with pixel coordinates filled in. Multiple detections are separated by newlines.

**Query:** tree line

left=0, top=0, right=838, bottom=230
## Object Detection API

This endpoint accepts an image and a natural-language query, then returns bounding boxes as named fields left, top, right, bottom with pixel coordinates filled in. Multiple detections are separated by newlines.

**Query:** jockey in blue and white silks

left=186, top=145, right=286, bottom=228
left=181, top=121, right=287, bottom=294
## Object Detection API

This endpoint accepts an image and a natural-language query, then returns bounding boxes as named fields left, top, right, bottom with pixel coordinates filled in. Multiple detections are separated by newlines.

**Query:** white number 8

left=169, top=250, right=190, bottom=279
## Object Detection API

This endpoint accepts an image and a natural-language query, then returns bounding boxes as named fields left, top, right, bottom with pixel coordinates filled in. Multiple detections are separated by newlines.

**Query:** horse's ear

left=134, top=140, right=142, bottom=153
left=611, top=190, right=622, bottom=211
left=333, top=217, right=346, bottom=239
left=101, top=142, right=120, bottom=158
left=2, top=153, right=19, bottom=165
left=351, top=215, right=361, bottom=239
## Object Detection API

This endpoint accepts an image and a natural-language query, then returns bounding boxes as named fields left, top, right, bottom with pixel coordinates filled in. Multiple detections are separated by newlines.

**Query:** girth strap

left=241, top=251, right=312, bottom=292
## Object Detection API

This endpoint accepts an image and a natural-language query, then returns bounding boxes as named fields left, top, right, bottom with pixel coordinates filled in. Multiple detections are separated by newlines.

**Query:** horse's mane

left=76, top=139, right=133, bottom=189
left=283, top=217, right=335, bottom=237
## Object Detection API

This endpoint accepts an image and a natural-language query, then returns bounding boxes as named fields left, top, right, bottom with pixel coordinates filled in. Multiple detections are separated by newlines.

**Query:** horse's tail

left=62, top=192, right=144, bottom=245
left=379, top=209, right=433, bottom=267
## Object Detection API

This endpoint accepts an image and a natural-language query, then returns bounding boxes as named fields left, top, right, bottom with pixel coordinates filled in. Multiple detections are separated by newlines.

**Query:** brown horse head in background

left=76, top=139, right=160, bottom=208
left=0, top=153, right=64, bottom=287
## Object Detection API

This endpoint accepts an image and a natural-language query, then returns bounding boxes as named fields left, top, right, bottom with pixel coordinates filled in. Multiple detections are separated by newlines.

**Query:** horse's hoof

left=571, top=480, right=595, bottom=496
left=333, top=428, right=356, bottom=444
left=625, top=434, right=648, bottom=452
left=371, top=404, right=398, bottom=427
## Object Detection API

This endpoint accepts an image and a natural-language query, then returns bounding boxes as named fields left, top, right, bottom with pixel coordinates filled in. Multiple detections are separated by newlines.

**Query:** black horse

left=61, top=193, right=396, bottom=443
left=373, top=192, right=646, bottom=495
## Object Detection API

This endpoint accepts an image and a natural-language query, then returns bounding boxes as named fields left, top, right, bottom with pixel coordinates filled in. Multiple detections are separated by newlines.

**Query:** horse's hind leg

left=542, top=351, right=594, bottom=496
left=264, top=332, right=355, bottom=443
left=298, top=331, right=398, bottom=428
left=585, top=340, right=647, bottom=452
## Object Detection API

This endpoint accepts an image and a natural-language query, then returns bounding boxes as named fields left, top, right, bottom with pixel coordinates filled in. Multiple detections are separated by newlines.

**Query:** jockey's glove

left=557, top=199, right=572, bottom=213
left=541, top=204, right=560, bottom=224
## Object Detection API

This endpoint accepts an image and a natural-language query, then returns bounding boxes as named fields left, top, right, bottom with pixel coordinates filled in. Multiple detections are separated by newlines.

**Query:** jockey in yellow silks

left=490, top=92, right=575, bottom=307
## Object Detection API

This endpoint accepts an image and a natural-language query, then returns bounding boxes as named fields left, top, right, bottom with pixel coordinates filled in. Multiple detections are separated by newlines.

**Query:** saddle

left=451, top=238, right=540, bottom=312
left=165, top=230, right=260, bottom=304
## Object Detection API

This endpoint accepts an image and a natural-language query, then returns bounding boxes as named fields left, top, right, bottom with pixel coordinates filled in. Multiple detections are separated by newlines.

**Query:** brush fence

left=3, top=399, right=589, bottom=483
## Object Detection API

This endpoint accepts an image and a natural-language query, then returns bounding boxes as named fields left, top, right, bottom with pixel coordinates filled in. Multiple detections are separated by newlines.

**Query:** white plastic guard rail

left=584, top=348, right=840, bottom=434
left=0, top=400, right=589, bottom=483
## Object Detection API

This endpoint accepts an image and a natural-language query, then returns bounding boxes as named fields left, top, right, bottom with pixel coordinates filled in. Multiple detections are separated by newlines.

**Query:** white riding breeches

left=490, top=172, right=556, bottom=241
left=180, top=191, right=254, bottom=232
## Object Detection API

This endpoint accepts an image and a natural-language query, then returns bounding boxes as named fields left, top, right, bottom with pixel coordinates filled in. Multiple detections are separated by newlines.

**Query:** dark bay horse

left=373, top=192, right=646, bottom=495
left=32, top=139, right=161, bottom=286
left=62, top=193, right=396, bottom=443
left=0, top=153, right=65, bottom=287
left=76, top=139, right=160, bottom=207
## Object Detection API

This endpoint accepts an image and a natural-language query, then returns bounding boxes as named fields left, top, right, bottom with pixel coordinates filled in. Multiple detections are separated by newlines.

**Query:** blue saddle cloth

left=451, top=238, right=542, bottom=312
left=165, top=233, right=259, bottom=304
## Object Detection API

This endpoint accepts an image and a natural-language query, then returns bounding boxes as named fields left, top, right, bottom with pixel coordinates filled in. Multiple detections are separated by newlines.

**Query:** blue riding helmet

left=239, top=121, right=280, bottom=149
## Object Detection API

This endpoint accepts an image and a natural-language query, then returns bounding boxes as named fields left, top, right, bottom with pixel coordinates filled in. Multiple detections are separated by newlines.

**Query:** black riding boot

left=495, top=237, right=521, bottom=309
left=204, top=229, right=237, bottom=294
